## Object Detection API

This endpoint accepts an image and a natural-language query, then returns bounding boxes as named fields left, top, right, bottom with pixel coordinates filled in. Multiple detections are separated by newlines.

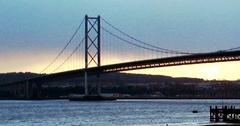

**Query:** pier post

left=210, top=105, right=240, bottom=123
left=215, top=106, right=219, bottom=122
left=223, top=106, right=227, bottom=122
left=210, top=106, right=213, bottom=122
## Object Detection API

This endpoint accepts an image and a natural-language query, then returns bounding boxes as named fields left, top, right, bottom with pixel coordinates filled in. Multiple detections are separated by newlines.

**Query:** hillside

left=1, top=72, right=240, bottom=99
left=0, top=72, right=40, bottom=84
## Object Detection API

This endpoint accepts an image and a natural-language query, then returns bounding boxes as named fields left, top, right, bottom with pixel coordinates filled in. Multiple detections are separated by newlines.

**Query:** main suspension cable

left=101, top=17, right=192, bottom=54
left=223, top=46, right=240, bottom=51
left=52, top=37, right=85, bottom=73
left=102, top=27, right=179, bottom=54
left=40, top=18, right=84, bottom=73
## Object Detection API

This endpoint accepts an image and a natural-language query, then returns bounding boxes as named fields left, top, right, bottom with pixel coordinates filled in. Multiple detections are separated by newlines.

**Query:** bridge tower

left=84, top=15, right=101, bottom=96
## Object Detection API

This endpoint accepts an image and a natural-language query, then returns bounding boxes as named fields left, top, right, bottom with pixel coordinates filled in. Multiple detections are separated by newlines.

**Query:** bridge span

left=2, top=50, right=240, bottom=86
left=1, top=15, right=240, bottom=99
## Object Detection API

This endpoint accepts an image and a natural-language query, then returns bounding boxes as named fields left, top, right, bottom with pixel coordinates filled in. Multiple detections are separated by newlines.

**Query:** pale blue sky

left=0, top=0, right=240, bottom=78
left=1, top=0, right=240, bottom=52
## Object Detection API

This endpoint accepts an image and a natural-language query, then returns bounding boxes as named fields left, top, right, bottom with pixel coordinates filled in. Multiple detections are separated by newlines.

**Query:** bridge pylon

left=84, top=15, right=101, bottom=96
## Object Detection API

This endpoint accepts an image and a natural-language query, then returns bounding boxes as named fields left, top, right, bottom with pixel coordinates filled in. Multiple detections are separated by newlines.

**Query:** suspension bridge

left=1, top=15, right=240, bottom=99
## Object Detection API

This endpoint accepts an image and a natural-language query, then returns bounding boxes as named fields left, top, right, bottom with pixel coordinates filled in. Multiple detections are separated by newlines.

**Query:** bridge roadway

left=1, top=50, right=240, bottom=86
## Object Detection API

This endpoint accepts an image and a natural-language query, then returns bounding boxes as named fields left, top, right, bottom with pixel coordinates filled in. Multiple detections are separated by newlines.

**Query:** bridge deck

left=1, top=50, right=240, bottom=86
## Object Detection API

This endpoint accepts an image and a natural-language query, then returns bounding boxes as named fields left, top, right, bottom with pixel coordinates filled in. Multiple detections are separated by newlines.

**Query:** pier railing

left=210, top=106, right=240, bottom=123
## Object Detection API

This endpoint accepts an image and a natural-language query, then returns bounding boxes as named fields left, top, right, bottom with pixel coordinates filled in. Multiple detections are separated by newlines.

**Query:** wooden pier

left=210, top=106, right=240, bottom=123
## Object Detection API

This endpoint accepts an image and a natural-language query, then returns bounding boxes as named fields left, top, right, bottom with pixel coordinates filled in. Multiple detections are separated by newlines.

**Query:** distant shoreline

left=1, top=97, right=240, bottom=100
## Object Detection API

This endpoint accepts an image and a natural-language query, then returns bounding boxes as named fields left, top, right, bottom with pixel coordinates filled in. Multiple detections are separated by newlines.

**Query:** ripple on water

left=0, top=99, right=240, bottom=126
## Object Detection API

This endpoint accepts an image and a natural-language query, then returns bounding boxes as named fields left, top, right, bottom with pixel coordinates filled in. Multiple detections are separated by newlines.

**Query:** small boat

left=192, top=110, right=198, bottom=113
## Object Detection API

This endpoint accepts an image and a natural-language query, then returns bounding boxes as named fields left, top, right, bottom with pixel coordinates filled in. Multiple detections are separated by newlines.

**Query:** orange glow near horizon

left=126, top=61, right=240, bottom=81
left=1, top=52, right=240, bottom=81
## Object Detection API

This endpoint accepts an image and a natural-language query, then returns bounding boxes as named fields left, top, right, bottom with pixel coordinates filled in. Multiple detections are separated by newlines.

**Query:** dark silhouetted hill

left=0, top=72, right=40, bottom=84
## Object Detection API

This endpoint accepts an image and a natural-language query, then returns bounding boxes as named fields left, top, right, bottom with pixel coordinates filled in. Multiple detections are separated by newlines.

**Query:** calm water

left=0, top=99, right=239, bottom=126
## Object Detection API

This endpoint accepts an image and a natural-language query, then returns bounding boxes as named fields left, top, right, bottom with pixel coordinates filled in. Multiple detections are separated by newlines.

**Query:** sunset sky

left=0, top=0, right=240, bottom=80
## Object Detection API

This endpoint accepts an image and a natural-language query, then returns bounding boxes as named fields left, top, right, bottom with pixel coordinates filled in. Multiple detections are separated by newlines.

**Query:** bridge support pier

left=84, top=71, right=88, bottom=95
left=97, top=74, right=101, bottom=95
left=25, top=81, right=30, bottom=99
left=23, top=81, right=42, bottom=99
left=14, top=84, right=21, bottom=99
left=36, top=83, right=42, bottom=99
left=69, top=15, right=115, bottom=101
left=84, top=15, right=101, bottom=96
